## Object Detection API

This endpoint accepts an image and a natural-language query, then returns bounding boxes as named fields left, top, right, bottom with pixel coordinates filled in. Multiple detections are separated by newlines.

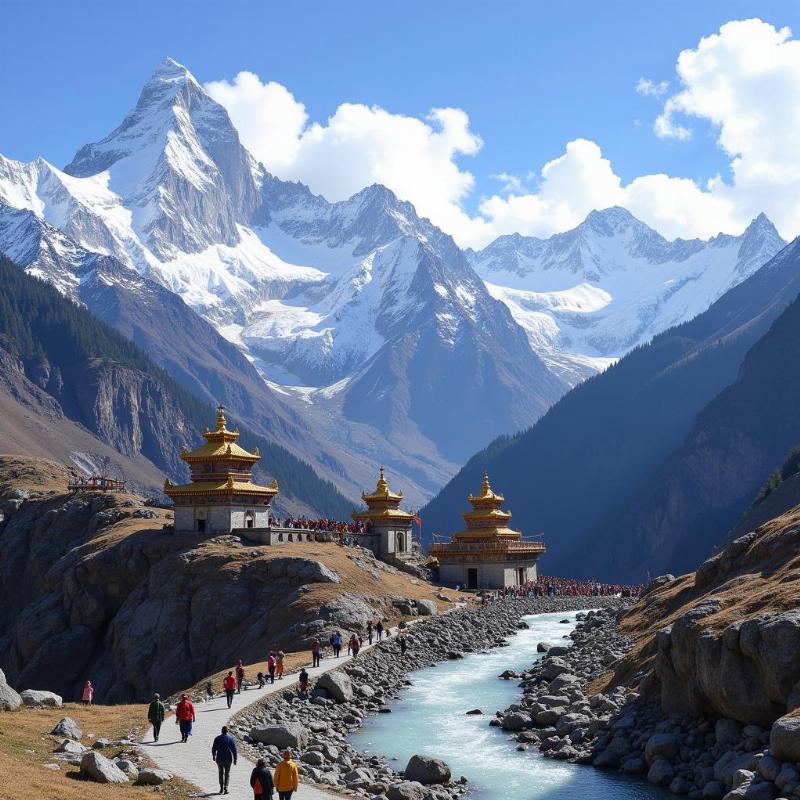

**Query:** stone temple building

left=164, top=405, right=277, bottom=534
left=430, top=472, right=545, bottom=590
left=352, top=467, right=414, bottom=564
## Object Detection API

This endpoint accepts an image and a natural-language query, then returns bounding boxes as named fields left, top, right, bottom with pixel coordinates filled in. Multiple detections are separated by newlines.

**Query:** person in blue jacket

left=212, top=725, right=238, bottom=794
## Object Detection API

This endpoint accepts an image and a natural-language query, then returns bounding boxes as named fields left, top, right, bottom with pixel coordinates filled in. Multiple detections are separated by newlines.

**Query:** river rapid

left=350, top=610, right=667, bottom=800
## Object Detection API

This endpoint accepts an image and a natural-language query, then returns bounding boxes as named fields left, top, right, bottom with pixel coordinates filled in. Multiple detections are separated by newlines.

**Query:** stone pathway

left=141, top=633, right=401, bottom=798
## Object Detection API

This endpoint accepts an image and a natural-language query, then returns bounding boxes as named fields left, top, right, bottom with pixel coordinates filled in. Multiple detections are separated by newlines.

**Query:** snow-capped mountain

left=0, top=58, right=788, bottom=504
left=469, top=207, right=786, bottom=383
left=0, top=58, right=568, bottom=503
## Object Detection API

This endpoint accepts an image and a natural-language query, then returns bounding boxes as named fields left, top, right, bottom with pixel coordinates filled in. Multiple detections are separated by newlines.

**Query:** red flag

left=413, top=514, right=422, bottom=526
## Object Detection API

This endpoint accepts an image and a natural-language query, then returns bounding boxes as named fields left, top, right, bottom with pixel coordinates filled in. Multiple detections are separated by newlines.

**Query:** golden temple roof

left=182, top=405, right=259, bottom=462
left=164, top=477, right=278, bottom=498
left=453, top=472, right=519, bottom=540
left=352, top=466, right=413, bottom=522
left=362, top=466, right=403, bottom=503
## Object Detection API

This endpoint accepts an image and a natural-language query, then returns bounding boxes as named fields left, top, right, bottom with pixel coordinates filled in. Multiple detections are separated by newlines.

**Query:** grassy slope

left=0, top=703, right=196, bottom=800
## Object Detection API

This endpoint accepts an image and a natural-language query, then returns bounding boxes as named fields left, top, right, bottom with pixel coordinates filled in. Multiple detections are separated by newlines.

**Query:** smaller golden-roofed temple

left=164, top=405, right=278, bottom=534
left=352, top=466, right=414, bottom=562
left=429, top=472, right=545, bottom=590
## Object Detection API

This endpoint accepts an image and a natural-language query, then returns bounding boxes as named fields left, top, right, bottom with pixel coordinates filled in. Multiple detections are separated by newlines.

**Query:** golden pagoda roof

left=164, top=476, right=278, bottom=498
left=361, top=466, right=403, bottom=503
left=352, top=466, right=413, bottom=522
left=182, top=405, right=260, bottom=462
left=452, top=471, right=520, bottom=540
left=467, top=472, right=505, bottom=506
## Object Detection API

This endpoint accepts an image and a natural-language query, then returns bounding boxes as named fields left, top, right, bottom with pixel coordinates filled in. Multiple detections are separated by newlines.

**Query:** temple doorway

left=467, top=568, right=478, bottom=590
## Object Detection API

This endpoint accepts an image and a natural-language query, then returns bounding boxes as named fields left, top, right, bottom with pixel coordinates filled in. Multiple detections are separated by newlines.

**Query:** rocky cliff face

left=0, top=457, right=446, bottom=703
left=613, top=505, right=800, bottom=728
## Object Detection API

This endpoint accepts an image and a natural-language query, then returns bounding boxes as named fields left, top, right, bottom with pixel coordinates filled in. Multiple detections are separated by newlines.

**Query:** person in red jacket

left=175, top=693, right=196, bottom=743
left=349, top=634, right=360, bottom=658
left=267, top=652, right=277, bottom=684
left=223, top=671, right=237, bottom=709
left=235, top=660, right=245, bottom=693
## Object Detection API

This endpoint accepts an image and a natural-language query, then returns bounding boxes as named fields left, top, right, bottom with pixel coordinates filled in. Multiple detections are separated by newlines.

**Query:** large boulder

left=416, top=599, right=437, bottom=616
left=0, top=669, right=22, bottom=711
left=769, top=713, right=800, bottom=761
left=250, top=723, right=309, bottom=750
left=645, top=732, right=680, bottom=764
left=51, top=717, right=82, bottom=740
left=387, top=781, right=426, bottom=800
left=21, top=689, right=62, bottom=708
left=316, top=671, right=353, bottom=703
left=137, top=768, right=172, bottom=785
left=80, top=751, right=129, bottom=784
left=404, top=754, right=451, bottom=785
left=501, top=712, right=532, bottom=731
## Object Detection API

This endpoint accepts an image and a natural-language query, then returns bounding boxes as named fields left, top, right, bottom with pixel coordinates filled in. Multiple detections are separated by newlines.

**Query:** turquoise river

left=350, top=610, right=667, bottom=800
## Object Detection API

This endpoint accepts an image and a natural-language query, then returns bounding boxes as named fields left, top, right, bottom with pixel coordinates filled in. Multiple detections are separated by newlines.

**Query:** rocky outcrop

left=0, top=466, right=444, bottom=702
left=0, top=667, right=21, bottom=710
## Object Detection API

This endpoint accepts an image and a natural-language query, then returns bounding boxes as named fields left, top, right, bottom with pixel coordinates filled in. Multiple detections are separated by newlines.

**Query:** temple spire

left=216, top=404, right=227, bottom=432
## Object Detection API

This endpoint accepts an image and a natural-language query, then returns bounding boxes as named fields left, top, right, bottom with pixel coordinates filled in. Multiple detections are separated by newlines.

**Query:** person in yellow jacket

left=273, top=750, right=299, bottom=800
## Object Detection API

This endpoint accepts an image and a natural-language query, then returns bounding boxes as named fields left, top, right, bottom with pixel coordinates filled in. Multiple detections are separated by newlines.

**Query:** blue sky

left=2, top=1, right=800, bottom=246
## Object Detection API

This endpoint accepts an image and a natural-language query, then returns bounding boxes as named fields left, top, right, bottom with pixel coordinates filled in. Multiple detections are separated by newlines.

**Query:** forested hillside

left=0, top=256, right=352, bottom=517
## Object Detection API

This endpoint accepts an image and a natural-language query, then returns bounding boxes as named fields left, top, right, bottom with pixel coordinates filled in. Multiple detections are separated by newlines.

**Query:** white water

left=350, top=610, right=667, bottom=800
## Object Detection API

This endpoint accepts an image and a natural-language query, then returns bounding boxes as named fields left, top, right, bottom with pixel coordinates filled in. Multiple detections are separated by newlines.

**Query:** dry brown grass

left=0, top=703, right=196, bottom=800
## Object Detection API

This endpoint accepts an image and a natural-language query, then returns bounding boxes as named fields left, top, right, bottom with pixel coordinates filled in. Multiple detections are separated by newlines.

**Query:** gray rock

left=301, top=751, right=325, bottom=766
left=731, top=770, right=754, bottom=789
left=0, top=669, right=22, bottom=711
left=250, top=723, right=309, bottom=750
left=502, top=712, right=532, bottom=731
left=645, top=732, right=680, bottom=764
left=137, top=768, right=172, bottom=785
left=715, top=752, right=757, bottom=786
left=743, top=781, right=775, bottom=800
left=92, top=738, right=111, bottom=749
left=648, top=757, right=675, bottom=787
left=703, top=780, right=725, bottom=797
left=769, top=713, right=800, bottom=761
left=115, top=759, right=139, bottom=781
left=20, top=689, right=62, bottom=708
left=387, top=781, right=426, bottom=800
left=537, top=642, right=551, bottom=653
left=416, top=599, right=437, bottom=616
left=55, top=739, right=87, bottom=754
left=716, top=718, right=743, bottom=746
left=404, top=754, right=451, bottom=785
left=80, top=751, right=129, bottom=784
left=51, top=717, right=82, bottom=740
left=316, top=671, right=353, bottom=703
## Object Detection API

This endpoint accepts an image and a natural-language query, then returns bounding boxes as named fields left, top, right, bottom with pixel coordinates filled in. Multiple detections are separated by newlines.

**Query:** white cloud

left=636, top=78, right=670, bottom=98
left=206, top=72, right=483, bottom=244
left=207, top=19, right=800, bottom=248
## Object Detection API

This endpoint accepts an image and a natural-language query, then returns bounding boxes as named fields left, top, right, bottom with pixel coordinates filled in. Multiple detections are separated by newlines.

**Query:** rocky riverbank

left=497, top=606, right=800, bottom=800
left=230, top=596, right=624, bottom=800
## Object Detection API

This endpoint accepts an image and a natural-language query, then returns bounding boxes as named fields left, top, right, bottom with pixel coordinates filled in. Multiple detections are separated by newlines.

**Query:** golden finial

left=225, top=444, right=232, bottom=455
left=271, top=478, right=278, bottom=491
left=481, top=471, right=491, bottom=495
left=253, top=446, right=260, bottom=458
left=163, top=478, right=172, bottom=490
left=376, top=465, right=388, bottom=494
left=226, top=475, right=234, bottom=489
left=215, top=404, right=226, bottom=432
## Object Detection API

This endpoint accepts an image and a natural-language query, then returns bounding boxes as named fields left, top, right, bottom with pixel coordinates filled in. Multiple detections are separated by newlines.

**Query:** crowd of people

left=478, top=575, right=643, bottom=602
left=268, top=515, right=369, bottom=535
